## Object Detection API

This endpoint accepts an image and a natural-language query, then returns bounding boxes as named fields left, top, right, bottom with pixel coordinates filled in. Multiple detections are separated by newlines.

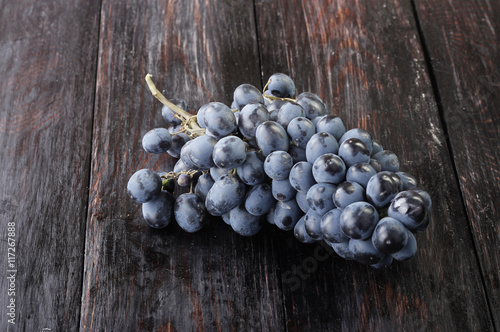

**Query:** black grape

left=266, top=73, right=296, bottom=98
left=142, top=191, right=174, bottom=228
left=245, top=183, right=275, bottom=216
left=238, top=103, right=269, bottom=140
left=212, top=136, right=247, bottom=169
left=316, top=115, right=346, bottom=141
left=274, top=199, right=303, bottom=231
left=127, top=169, right=162, bottom=203
left=255, top=121, right=289, bottom=156
left=174, top=193, right=207, bottom=233
left=205, top=173, right=246, bottom=216
left=142, top=128, right=172, bottom=154
left=236, top=150, right=266, bottom=185
left=304, top=209, right=324, bottom=240
left=264, top=150, right=293, bottom=180
left=233, top=83, right=264, bottom=110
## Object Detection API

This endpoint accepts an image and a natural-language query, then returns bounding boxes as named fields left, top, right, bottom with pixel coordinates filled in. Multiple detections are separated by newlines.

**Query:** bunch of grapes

left=127, top=73, right=432, bottom=268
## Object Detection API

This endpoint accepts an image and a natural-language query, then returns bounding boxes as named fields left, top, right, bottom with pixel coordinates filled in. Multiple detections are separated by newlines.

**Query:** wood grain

left=80, top=0, right=285, bottom=330
left=0, top=0, right=100, bottom=330
left=414, top=0, right=500, bottom=328
left=255, top=0, right=494, bottom=330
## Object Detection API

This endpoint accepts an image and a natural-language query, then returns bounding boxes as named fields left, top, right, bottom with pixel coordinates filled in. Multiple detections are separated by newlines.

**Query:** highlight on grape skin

left=125, top=73, right=433, bottom=268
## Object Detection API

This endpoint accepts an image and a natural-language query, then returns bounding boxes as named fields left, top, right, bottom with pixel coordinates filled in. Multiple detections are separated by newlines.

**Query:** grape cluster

left=127, top=73, right=432, bottom=268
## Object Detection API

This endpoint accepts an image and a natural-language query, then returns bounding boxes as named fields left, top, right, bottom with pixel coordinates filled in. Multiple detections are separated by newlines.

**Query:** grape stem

left=160, top=169, right=199, bottom=187
left=262, top=78, right=297, bottom=103
left=145, top=74, right=205, bottom=138
left=263, top=93, right=296, bottom=103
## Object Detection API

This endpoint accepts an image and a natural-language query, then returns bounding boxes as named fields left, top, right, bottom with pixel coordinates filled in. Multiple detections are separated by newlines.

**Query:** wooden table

left=1, top=0, right=499, bottom=331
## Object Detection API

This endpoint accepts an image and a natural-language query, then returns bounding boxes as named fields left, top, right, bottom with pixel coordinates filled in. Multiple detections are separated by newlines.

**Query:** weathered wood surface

left=79, top=0, right=285, bottom=330
left=0, top=0, right=100, bottom=331
left=0, top=0, right=498, bottom=331
left=255, top=0, right=494, bottom=330
left=415, top=0, right=500, bottom=328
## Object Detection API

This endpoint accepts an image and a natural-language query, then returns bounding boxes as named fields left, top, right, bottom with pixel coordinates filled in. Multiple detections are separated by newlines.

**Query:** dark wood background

left=0, top=0, right=498, bottom=331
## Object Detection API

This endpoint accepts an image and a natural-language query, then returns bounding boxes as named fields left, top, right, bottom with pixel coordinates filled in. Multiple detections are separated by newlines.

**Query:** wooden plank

left=255, top=0, right=494, bottom=330
left=414, top=0, right=500, bottom=327
left=80, top=0, right=284, bottom=330
left=0, top=0, right=100, bottom=330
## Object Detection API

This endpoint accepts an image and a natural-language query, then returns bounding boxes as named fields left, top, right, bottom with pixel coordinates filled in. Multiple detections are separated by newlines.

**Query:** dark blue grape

left=205, top=173, right=246, bottom=216
left=127, top=169, right=162, bottom=203
left=349, top=238, right=385, bottom=265
left=305, top=132, right=339, bottom=164
left=196, top=104, right=209, bottom=128
left=392, top=231, right=417, bottom=261
left=312, top=153, right=346, bottom=184
left=304, top=209, right=324, bottom=240
left=346, top=162, right=377, bottom=188
left=221, top=212, right=231, bottom=225
left=388, top=190, right=428, bottom=230
left=174, top=193, right=207, bottom=233
left=275, top=199, right=303, bottom=231
left=320, top=208, right=349, bottom=243
left=289, top=161, right=316, bottom=192
left=414, top=213, right=430, bottom=232
left=306, top=183, right=337, bottom=216
left=233, top=83, right=264, bottom=110
left=287, top=117, right=316, bottom=149
left=295, top=190, right=310, bottom=213
left=177, top=173, right=191, bottom=187
left=266, top=203, right=277, bottom=225
left=272, top=179, right=297, bottom=201
left=255, top=121, right=289, bottom=156
left=288, top=145, right=307, bottom=163
left=203, top=102, right=237, bottom=139
left=238, top=103, right=269, bottom=140
left=210, top=167, right=231, bottom=181
left=414, top=190, right=432, bottom=210
left=142, top=190, right=174, bottom=228
left=167, top=125, right=190, bottom=158
left=396, top=172, right=418, bottom=190
left=194, top=173, right=214, bottom=201
left=267, top=99, right=286, bottom=122
left=329, top=241, right=354, bottom=260
left=142, top=128, right=172, bottom=154
left=264, top=151, right=293, bottom=180
left=366, top=171, right=401, bottom=208
left=179, top=140, right=197, bottom=169
left=369, top=158, right=382, bottom=173
left=372, top=150, right=400, bottom=172
left=370, top=255, right=393, bottom=269
left=371, top=217, right=409, bottom=254
left=174, top=158, right=191, bottom=173
left=311, top=116, right=322, bottom=126
left=183, top=135, right=217, bottom=170
left=296, top=92, right=327, bottom=120
left=340, top=201, right=379, bottom=239
left=339, top=128, right=373, bottom=155
left=316, top=115, right=346, bottom=141
left=371, top=139, right=383, bottom=157
left=245, top=183, right=275, bottom=216
left=338, top=138, right=371, bottom=168
left=236, top=150, right=266, bottom=185
left=277, top=102, right=305, bottom=129
left=229, top=204, right=263, bottom=236
left=267, top=73, right=296, bottom=98
left=161, top=98, right=187, bottom=126
left=212, top=136, right=247, bottom=169
left=294, top=215, right=315, bottom=243
left=333, top=181, right=366, bottom=210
